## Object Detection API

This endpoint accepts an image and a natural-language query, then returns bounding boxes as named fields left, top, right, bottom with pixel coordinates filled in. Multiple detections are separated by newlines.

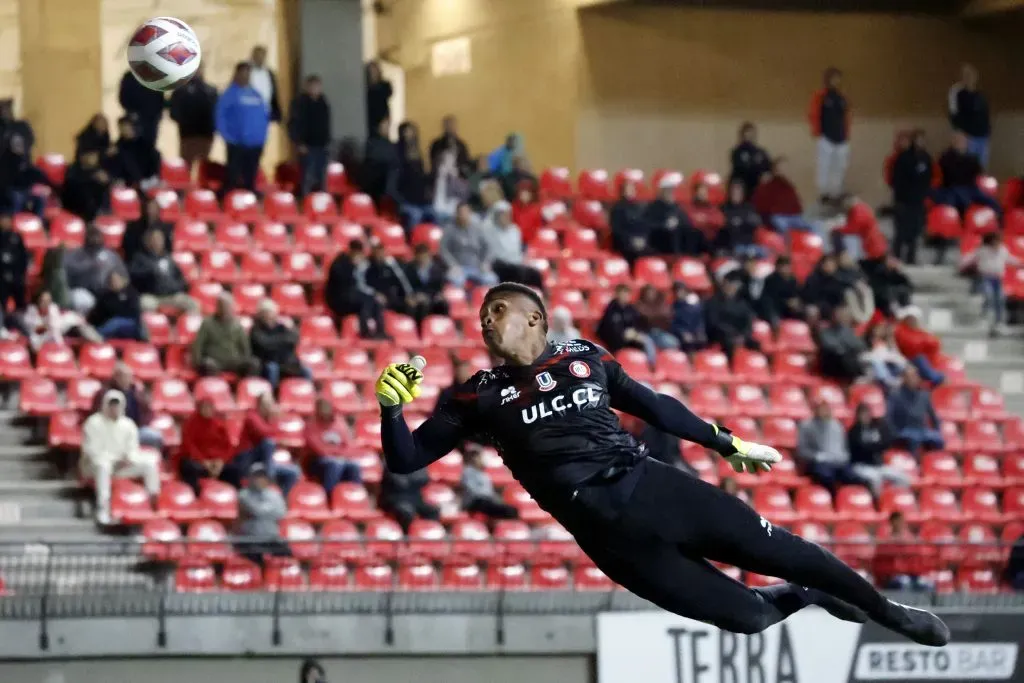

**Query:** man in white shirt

left=248, top=45, right=282, bottom=123
left=80, top=390, right=161, bottom=525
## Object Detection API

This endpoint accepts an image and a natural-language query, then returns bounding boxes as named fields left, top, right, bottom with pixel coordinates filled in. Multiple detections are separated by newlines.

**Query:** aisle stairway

left=906, top=265, right=1024, bottom=416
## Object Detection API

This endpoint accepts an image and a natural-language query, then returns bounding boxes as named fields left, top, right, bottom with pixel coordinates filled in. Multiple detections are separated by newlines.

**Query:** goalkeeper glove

left=375, top=363, right=424, bottom=408
left=711, top=425, right=782, bottom=474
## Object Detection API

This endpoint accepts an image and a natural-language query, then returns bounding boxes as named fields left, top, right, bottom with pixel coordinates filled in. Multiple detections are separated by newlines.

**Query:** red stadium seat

left=939, top=422, right=964, bottom=453
left=406, top=519, right=449, bottom=561
left=122, top=344, right=164, bottom=381
left=176, top=561, right=217, bottom=592
left=277, top=378, right=315, bottom=415
left=879, top=488, right=924, bottom=523
left=37, top=153, right=67, bottom=186
left=732, top=349, right=771, bottom=384
left=19, top=378, right=61, bottom=416
left=671, top=258, right=713, bottom=294
left=140, top=312, right=172, bottom=348
left=775, top=320, right=815, bottom=353
left=142, top=519, right=184, bottom=561
left=531, top=561, right=571, bottom=590
left=920, top=452, right=964, bottom=488
left=302, top=192, right=338, bottom=222
left=751, top=486, right=798, bottom=525
left=556, top=257, right=595, bottom=289
left=353, top=558, right=394, bottom=590
left=1003, top=453, right=1024, bottom=486
left=278, top=518, right=319, bottom=560
left=761, top=417, right=798, bottom=450
left=200, top=250, right=239, bottom=284
left=961, top=488, right=1002, bottom=524
left=14, top=213, right=46, bottom=250
left=686, top=384, right=731, bottom=419
left=563, top=228, right=601, bottom=257
left=224, top=190, right=261, bottom=222
left=251, top=220, right=291, bottom=254
left=832, top=521, right=875, bottom=567
left=789, top=231, right=825, bottom=262
left=835, top=486, right=883, bottom=523
left=1005, top=207, right=1024, bottom=236
left=151, top=378, right=195, bottom=415
left=571, top=199, right=608, bottom=231
left=318, top=519, right=363, bottom=561
left=47, top=411, right=79, bottom=449
left=78, top=343, right=117, bottom=379
left=331, top=482, right=376, bottom=521
left=578, top=168, right=612, bottom=202
left=325, top=162, right=354, bottom=196
left=198, top=479, right=238, bottom=522
left=768, top=385, right=812, bottom=421
left=222, top=558, right=263, bottom=592
left=49, top=212, right=86, bottom=247
left=729, top=384, right=770, bottom=418
left=287, top=482, right=335, bottom=524
left=919, top=488, right=962, bottom=523
left=308, top=557, right=352, bottom=591
left=342, top=193, right=377, bottom=223
left=160, top=481, right=206, bottom=523
left=264, top=556, right=306, bottom=591
left=964, top=206, right=999, bottom=235
left=109, top=479, right=158, bottom=524
left=93, top=216, right=126, bottom=249
left=36, top=343, right=79, bottom=381
left=653, top=349, right=692, bottom=384
left=160, top=157, right=191, bottom=190
left=184, top=189, right=222, bottom=222
left=264, top=191, right=301, bottom=223
left=957, top=568, right=999, bottom=594
left=271, top=283, right=310, bottom=316
left=0, top=343, right=32, bottom=380
left=487, top=560, right=529, bottom=590
left=692, top=349, right=732, bottom=384
left=574, top=564, right=615, bottom=591
left=397, top=557, right=440, bottom=590
left=848, top=383, right=887, bottom=418
left=795, top=485, right=836, bottom=522
left=110, top=186, right=142, bottom=220
left=66, top=378, right=102, bottom=412
left=213, top=221, right=252, bottom=253
left=932, top=387, right=971, bottom=423
left=364, top=518, right=404, bottom=560
left=961, top=452, right=1002, bottom=489
left=963, top=421, right=1005, bottom=453
left=233, top=283, right=266, bottom=316
left=1004, top=487, right=1024, bottom=520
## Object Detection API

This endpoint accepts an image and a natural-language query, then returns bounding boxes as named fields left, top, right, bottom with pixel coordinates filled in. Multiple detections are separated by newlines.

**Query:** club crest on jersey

left=569, top=360, right=590, bottom=378
left=536, top=372, right=557, bottom=392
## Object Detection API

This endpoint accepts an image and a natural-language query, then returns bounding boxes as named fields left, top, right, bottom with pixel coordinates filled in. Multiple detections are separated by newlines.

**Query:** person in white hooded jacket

left=80, top=389, right=161, bottom=525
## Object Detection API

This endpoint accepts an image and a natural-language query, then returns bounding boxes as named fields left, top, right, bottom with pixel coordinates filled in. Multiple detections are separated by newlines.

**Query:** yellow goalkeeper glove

left=712, top=425, right=782, bottom=474
left=375, top=363, right=424, bottom=407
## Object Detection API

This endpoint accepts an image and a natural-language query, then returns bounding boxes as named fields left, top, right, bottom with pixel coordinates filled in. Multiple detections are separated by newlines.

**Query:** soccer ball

left=126, top=17, right=202, bottom=92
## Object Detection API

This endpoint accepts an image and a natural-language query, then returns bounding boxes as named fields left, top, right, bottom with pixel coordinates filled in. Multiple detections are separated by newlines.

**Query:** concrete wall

left=300, top=0, right=367, bottom=141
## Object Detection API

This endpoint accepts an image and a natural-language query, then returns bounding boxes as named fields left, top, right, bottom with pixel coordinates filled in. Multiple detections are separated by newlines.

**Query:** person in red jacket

left=235, top=392, right=301, bottom=495
left=510, top=179, right=543, bottom=246
left=178, top=396, right=237, bottom=495
left=751, top=158, right=813, bottom=234
left=305, top=397, right=361, bottom=496
left=837, top=199, right=889, bottom=265
left=892, top=306, right=946, bottom=386
left=873, top=511, right=934, bottom=591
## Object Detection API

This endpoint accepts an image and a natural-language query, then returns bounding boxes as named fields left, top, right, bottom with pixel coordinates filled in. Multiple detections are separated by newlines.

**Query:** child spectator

left=510, top=179, right=542, bottom=245
left=669, top=282, right=707, bottom=352
left=887, top=366, right=944, bottom=456
left=80, top=390, right=160, bottom=525
left=960, top=232, right=1019, bottom=337
left=305, top=398, right=362, bottom=496
left=460, top=447, right=518, bottom=520
left=847, top=403, right=908, bottom=497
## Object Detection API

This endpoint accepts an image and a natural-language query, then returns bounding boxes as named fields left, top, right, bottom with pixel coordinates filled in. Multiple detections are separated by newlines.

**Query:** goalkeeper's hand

left=712, top=425, right=782, bottom=474
left=375, top=363, right=424, bottom=407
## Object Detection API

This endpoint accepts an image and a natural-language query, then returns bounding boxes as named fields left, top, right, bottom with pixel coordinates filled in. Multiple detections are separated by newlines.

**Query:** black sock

left=751, top=583, right=812, bottom=626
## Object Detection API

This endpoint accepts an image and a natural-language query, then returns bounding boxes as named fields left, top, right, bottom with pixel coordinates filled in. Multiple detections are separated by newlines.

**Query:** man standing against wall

left=216, top=63, right=270, bottom=194
left=288, top=75, right=332, bottom=198
left=808, top=67, right=851, bottom=208
left=948, top=64, right=991, bottom=170
left=248, top=45, right=283, bottom=125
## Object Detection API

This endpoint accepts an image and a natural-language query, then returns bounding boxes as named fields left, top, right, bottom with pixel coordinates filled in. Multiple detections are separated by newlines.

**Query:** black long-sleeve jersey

left=381, top=340, right=731, bottom=504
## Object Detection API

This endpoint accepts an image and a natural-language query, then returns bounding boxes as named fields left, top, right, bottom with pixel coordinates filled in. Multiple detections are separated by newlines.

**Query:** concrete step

left=939, top=334, right=1024, bottom=360
left=0, top=518, right=104, bottom=543
left=0, top=497, right=81, bottom=523
left=0, top=460, right=57, bottom=481
left=903, top=265, right=972, bottom=294
left=0, top=479, right=76, bottom=495
left=0, top=445, right=50, bottom=461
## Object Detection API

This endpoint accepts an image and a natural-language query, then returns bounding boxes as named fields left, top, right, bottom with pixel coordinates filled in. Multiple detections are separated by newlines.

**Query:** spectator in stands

left=106, top=115, right=160, bottom=191
left=645, top=175, right=706, bottom=256
left=948, top=64, right=991, bottom=169
left=235, top=393, right=300, bottom=495
left=216, top=62, right=269, bottom=194
left=362, top=117, right=398, bottom=207
left=74, top=114, right=111, bottom=160
left=441, top=203, right=498, bottom=287
left=0, top=99, right=34, bottom=155
left=403, top=243, right=450, bottom=326
left=751, top=158, right=811, bottom=233
left=883, top=130, right=912, bottom=191
left=718, top=180, right=763, bottom=257
left=874, top=511, right=932, bottom=591
left=288, top=74, right=332, bottom=198
left=178, top=395, right=236, bottom=494
left=837, top=199, right=888, bottom=267
left=847, top=403, right=908, bottom=497
left=808, top=66, right=851, bottom=206
left=169, top=64, right=218, bottom=175
left=892, top=306, right=945, bottom=385
left=64, top=226, right=127, bottom=314
left=635, top=284, right=680, bottom=351
left=935, top=131, right=1000, bottom=216
left=669, top=282, right=707, bottom=352
left=366, top=238, right=415, bottom=313
left=610, top=179, right=652, bottom=264
left=500, top=156, right=537, bottom=202
left=835, top=251, right=876, bottom=325
left=598, top=284, right=658, bottom=364
left=863, top=323, right=907, bottom=389
left=379, top=465, right=439, bottom=533
left=548, top=305, right=581, bottom=344
left=887, top=365, right=944, bottom=456
left=248, top=45, right=282, bottom=123
left=81, top=390, right=160, bottom=525
left=22, top=290, right=101, bottom=350
left=816, top=303, right=868, bottom=382
left=122, top=197, right=172, bottom=265
left=234, top=462, right=291, bottom=565
left=0, top=212, right=28, bottom=317
left=60, top=149, right=111, bottom=222
left=429, top=115, right=471, bottom=177
left=729, top=122, right=772, bottom=199
left=760, top=256, right=803, bottom=327
left=0, top=133, right=48, bottom=216
left=390, top=121, right=435, bottom=232
left=487, top=133, right=525, bottom=176
left=250, top=299, right=309, bottom=389
left=706, top=271, right=759, bottom=359
left=802, top=254, right=848, bottom=319
left=192, top=292, right=261, bottom=377
left=890, top=129, right=934, bottom=265
left=365, top=61, right=392, bottom=137
left=305, top=398, right=361, bottom=496
left=688, top=183, right=726, bottom=238
left=466, top=157, right=496, bottom=211
left=460, top=446, right=518, bottom=520
left=325, top=239, right=387, bottom=339
left=117, top=70, right=164, bottom=147
left=796, top=399, right=864, bottom=494
left=868, top=256, right=914, bottom=317
left=432, top=149, right=470, bottom=227
left=129, top=229, right=196, bottom=314
left=483, top=200, right=544, bottom=291
left=92, top=362, right=163, bottom=449
left=87, top=270, right=145, bottom=341
left=961, top=232, right=1019, bottom=337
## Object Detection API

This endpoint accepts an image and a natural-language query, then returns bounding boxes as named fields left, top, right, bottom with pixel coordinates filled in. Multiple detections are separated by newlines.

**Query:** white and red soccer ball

left=126, top=17, right=202, bottom=92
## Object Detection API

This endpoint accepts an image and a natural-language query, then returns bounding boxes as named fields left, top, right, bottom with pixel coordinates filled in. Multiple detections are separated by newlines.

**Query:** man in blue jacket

left=216, top=62, right=269, bottom=193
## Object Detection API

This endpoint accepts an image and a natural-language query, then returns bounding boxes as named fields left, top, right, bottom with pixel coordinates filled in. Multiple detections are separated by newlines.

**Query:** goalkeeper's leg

left=614, top=458, right=949, bottom=646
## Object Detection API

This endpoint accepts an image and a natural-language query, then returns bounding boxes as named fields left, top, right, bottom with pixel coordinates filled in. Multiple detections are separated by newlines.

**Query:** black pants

left=225, top=144, right=263, bottom=193
left=465, top=496, right=519, bottom=520
left=559, top=457, right=891, bottom=634
left=892, top=203, right=924, bottom=265
left=380, top=495, right=440, bottom=533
